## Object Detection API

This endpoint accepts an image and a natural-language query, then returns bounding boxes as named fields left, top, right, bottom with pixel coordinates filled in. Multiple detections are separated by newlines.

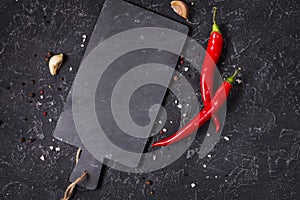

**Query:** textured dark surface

left=0, top=0, right=299, bottom=200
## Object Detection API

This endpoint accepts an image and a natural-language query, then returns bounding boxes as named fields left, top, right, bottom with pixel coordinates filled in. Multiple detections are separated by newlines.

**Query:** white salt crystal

left=224, top=136, right=230, bottom=141
left=40, top=155, right=45, bottom=161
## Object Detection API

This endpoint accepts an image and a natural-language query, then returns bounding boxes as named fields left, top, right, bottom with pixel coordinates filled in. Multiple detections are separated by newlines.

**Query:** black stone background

left=0, top=0, right=299, bottom=199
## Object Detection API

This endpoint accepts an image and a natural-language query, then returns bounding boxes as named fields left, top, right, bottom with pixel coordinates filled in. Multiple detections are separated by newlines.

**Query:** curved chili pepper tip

left=212, top=115, right=221, bottom=132
left=226, top=68, right=241, bottom=84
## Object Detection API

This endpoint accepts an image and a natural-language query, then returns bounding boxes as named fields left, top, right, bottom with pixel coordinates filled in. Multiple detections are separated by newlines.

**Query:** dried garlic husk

left=49, top=53, right=63, bottom=76
left=170, top=1, right=189, bottom=21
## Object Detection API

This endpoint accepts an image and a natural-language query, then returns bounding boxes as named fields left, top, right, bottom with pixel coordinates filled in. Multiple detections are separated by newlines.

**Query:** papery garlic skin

left=49, top=53, right=63, bottom=76
left=170, top=1, right=189, bottom=21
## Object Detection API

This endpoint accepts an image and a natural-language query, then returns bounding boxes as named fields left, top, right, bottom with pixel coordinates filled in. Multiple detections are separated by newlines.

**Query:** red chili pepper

left=152, top=69, right=240, bottom=147
left=200, top=7, right=223, bottom=132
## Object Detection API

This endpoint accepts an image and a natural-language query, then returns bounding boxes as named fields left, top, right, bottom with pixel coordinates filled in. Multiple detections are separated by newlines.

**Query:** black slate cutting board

left=53, top=0, right=188, bottom=190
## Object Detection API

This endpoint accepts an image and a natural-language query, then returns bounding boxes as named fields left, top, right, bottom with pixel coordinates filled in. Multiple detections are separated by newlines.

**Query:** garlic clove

left=49, top=53, right=63, bottom=76
left=170, top=1, right=189, bottom=21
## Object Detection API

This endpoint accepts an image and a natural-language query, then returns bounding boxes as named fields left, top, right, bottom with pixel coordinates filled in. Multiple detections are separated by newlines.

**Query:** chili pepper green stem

left=211, top=7, right=221, bottom=34
left=213, top=7, right=217, bottom=24
left=226, top=68, right=241, bottom=84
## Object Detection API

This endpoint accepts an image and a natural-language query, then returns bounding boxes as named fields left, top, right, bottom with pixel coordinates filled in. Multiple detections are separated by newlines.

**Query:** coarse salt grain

left=236, top=79, right=242, bottom=84
left=162, top=128, right=167, bottom=133
left=55, top=147, right=60, bottom=152
left=48, top=118, right=52, bottom=123
left=177, top=104, right=182, bottom=109
left=184, top=67, right=189, bottom=72
left=40, top=95, right=44, bottom=99
left=82, top=34, right=87, bottom=39
left=80, top=44, right=85, bottom=48
left=158, top=120, right=162, bottom=124
left=49, top=146, right=54, bottom=151
left=207, top=154, right=212, bottom=158
left=203, top=164, right=207, bottom=168
left=153, top=155, right=156, bottom=160
left=191, top=183, right=196, bottom=188
left=40, top=155, right=45, bottom=161
left=224, top=136, right=230, bottom=141
left=69, top=67, right=73, bottom=71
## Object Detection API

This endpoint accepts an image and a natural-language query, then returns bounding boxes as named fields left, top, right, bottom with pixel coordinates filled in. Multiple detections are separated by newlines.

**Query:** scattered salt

left=224, top=136, right=230, bottom=141
left=40, top=155, right=45, bottom=161
left=236, top=79, right=242, bottom=84
left=153, top=155, right=157, bottom=160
